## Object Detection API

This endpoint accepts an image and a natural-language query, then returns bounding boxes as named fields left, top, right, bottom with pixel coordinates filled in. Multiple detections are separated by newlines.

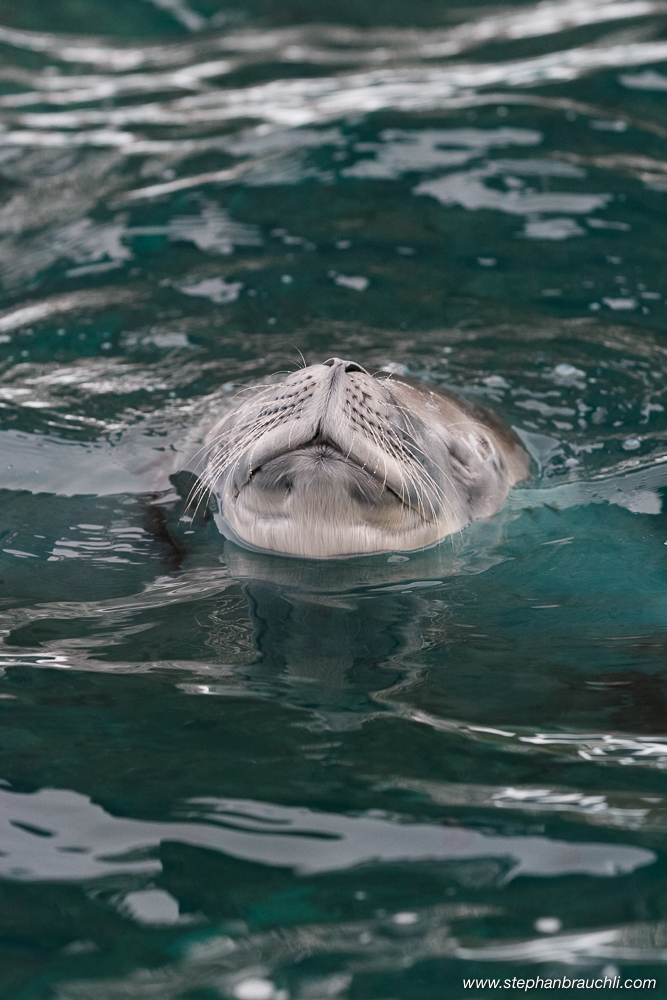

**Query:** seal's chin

left=223, top=441, right=437, bottom=558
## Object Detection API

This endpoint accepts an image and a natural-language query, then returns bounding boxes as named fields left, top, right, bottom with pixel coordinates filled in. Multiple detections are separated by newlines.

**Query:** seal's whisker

left=288, top=345, right=308, bottom=370
left=373, top=417, right=445, bottom=521
left=179, top=385, right=293, bottom=479
left=390, top=409, right=465, bottom=520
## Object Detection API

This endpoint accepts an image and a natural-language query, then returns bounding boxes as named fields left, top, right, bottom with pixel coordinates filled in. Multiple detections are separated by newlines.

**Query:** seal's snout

left=322, top=357, right=369, bottom=375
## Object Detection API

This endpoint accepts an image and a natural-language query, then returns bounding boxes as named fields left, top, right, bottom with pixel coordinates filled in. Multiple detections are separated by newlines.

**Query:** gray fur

left=196, top=359, right=530, bottom=558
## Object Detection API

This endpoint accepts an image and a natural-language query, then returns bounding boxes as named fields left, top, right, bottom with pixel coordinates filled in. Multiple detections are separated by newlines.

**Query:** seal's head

left=200, top=359, right=529, bottom=558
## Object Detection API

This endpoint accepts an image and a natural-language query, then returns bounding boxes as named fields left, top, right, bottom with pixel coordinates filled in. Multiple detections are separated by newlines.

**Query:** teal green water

left=1, top=1, right=667, bottom=997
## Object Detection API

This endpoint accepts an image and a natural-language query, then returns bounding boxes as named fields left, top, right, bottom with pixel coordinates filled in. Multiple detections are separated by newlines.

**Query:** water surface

left=1, top=0, right=667, bottom=997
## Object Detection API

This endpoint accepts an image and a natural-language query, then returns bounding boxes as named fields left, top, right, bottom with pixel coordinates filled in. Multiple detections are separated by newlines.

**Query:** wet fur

left=186, top=360, right=530, bottom=558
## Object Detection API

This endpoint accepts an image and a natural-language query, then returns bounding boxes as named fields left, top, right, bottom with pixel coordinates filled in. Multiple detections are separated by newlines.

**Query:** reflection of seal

left=195, top=359, right=529, bottom=558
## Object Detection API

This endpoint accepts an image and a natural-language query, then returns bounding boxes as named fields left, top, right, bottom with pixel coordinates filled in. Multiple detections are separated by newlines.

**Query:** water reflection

left=0, top=784, right=652, bottom=883
left=50, top=917, right=667, bottom=998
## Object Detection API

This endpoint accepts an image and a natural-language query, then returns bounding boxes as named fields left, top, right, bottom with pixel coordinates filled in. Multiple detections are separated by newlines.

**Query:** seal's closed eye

left=190, top=360, right=529, bottom=558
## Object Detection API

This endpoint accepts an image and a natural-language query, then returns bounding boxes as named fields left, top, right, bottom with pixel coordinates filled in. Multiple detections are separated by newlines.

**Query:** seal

left=192, top=359, right=529, bottom=558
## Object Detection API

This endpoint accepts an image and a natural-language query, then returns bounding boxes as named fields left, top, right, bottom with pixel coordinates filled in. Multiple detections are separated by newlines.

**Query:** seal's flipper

left=169, top=471, right=219, bottom=521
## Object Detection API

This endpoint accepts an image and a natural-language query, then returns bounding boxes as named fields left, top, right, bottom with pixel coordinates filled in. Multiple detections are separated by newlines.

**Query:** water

left=1, top=0, right=667, bottom=996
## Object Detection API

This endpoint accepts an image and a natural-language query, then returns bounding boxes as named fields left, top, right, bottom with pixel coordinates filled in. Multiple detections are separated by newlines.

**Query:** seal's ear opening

left=169, top=470, right=219, bottom=520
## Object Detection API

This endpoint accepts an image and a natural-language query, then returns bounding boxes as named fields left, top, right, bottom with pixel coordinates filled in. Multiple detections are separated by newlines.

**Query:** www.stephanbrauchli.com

left=462, top=975, right=658, bottom=990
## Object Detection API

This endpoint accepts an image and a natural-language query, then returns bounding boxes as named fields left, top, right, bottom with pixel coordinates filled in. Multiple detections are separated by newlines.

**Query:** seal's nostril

left=322, top=357, right=368, bottom=374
